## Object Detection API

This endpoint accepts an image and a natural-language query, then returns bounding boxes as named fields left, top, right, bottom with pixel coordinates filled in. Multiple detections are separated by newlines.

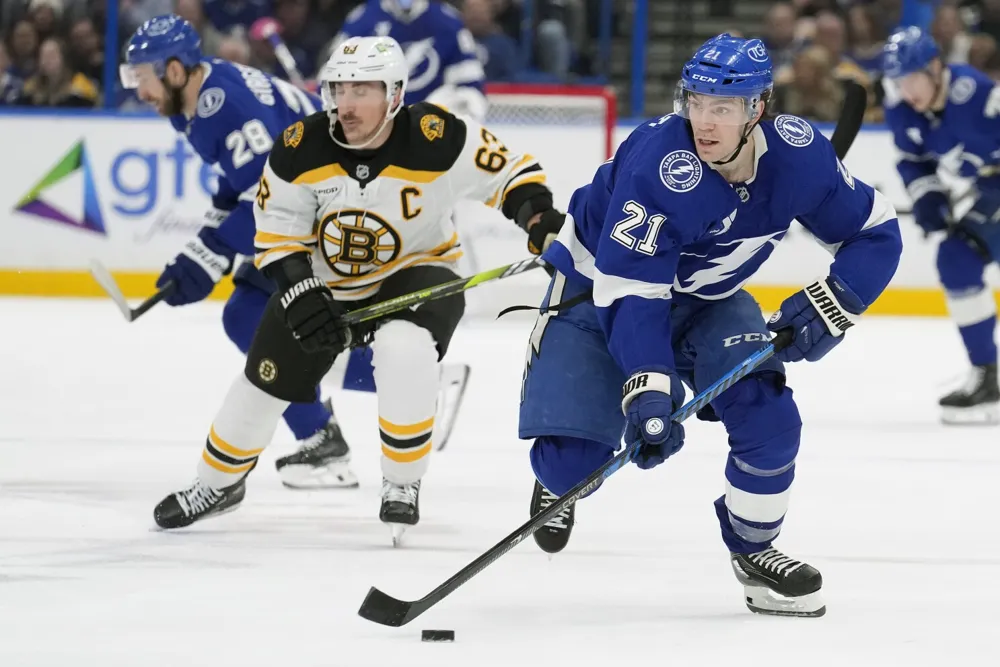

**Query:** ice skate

left=275, top=405, right=359, bottom=489
left=530, top=480, right=574, bottom=555
left=940, top=363, right=1000, bottom=425
left=379, top=478, right=421, bottom=547
left=154, top=477, right=246, bottom=529
left=434, top=362, right=471, bottom=451
left=730, top=546, right=826, bottom=617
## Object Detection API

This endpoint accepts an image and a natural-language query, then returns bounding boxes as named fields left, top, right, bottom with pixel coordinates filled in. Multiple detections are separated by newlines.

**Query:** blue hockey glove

left=156, top=225, right=236, bottom=306
left=767, top=274, right=865, bottom=363
left=621, top=367, right=686, bottom=470
left=911, top=191, right=950, bottom=236
left=952, top=190, right=1000, bottom=262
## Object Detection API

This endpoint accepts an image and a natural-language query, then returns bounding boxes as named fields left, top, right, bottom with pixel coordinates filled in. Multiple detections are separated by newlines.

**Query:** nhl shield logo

left=355, top=164, right=370, bottom=180
left=659, top=150, right=702, bottom=193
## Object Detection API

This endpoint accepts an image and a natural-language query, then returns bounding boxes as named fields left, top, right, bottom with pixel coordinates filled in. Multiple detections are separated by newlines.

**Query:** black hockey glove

left=526, top=209, right=565, bottom=255
left=279, top=276, right=352, bottom=354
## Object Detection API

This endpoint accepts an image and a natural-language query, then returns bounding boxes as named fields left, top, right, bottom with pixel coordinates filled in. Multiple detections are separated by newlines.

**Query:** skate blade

left=744, top=585, right=826, bottom=618
left=941, top=404, right=1000, bottom=425
left=278, top=462, right=360, bottom=490
left=388, top=523, right=408, bottom=548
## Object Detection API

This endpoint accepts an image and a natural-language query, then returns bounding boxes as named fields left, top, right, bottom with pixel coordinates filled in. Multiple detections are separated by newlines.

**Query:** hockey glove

left=156, top=224, right=236, bottom=306
left=526, top=209, right=565, bottom=256
left=952, top=190, right=1000, bottom=262
left=622, top=367, right=686, bottom=470
left=279, top=276, right=352, bottom=354
left=911, top=191, right=950, bottom=236
left=767, top=274, right=864, bottom=363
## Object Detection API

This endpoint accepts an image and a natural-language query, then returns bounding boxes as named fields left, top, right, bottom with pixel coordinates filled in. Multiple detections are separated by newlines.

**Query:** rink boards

left=0, top=109, right=997, bottom=316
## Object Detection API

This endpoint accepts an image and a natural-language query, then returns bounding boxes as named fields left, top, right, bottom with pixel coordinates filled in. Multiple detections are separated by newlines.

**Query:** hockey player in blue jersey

left=120, top=15, right=361, bottom=489
left=335, top=0, right=488, bottom=118
left=518, top=35, right=902, bottom=616
left=882, top=27, right=1000, bottom=424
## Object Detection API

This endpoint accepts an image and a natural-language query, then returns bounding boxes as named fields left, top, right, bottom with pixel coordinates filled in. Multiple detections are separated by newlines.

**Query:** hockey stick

left=339, top=257, right=545, bottom=325
left=357, top=328, right=796, bottom=627
left=88, top=259, right=175, bottom=323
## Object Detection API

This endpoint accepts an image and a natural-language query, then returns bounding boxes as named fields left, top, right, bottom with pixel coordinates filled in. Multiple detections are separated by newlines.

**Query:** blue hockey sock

left=711, top=373, right=801, bottom=554
left=343, top=347, right=377, bottom=393
left=222, top=285, right=331, bottom=441
left=959, top=316, right=998, bottom=367
left=529, top=434, right=614, bottom=496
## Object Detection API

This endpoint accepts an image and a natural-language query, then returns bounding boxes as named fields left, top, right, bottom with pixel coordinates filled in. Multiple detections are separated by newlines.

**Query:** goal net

left=457, top=83, right=619, bottom=318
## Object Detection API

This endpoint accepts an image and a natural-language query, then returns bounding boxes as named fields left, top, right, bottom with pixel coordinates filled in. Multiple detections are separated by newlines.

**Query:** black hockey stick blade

left=88, top=259, right=174, bottom=322
left=830, top=79, right=867, bottom=160
left=357, top=329, right=795, bottom=627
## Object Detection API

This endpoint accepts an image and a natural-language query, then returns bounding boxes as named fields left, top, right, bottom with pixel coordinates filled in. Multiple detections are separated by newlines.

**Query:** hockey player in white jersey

left=280, top=0, right=490, bottom=484
left=153, top=36, right=564, bottom=545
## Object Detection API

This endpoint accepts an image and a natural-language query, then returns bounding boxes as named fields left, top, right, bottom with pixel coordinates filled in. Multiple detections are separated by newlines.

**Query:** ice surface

left=1, top=298, right=998, bottom=666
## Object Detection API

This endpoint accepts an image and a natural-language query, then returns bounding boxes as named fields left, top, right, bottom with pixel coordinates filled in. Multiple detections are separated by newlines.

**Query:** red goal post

left=484, top=82, right=618, bottom=161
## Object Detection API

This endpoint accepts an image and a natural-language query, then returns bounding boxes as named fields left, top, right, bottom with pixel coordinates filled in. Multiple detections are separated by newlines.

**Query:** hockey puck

left=421, top=630, right=455, bottom=642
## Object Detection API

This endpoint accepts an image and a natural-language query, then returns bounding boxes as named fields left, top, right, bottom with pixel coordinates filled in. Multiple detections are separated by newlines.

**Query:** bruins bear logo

left=420, top=114, right=445, bottom=141
left=318, top=209, right=402, bottom=278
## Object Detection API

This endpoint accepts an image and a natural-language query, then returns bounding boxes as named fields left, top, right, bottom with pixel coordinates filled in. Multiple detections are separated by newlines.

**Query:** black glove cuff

left=262, top=253, right=314, bottom=293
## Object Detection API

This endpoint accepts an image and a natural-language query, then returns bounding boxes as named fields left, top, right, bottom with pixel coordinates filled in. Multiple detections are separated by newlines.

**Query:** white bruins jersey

left=252, top=103, right=549, bottom=300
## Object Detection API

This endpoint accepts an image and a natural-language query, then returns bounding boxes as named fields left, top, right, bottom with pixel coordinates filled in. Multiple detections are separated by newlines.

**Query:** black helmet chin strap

left=712, top=119, right=757, bottom=166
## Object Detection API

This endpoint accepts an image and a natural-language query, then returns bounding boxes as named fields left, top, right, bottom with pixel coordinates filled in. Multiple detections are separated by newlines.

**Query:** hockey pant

left=519, top=272, right=802, bottom=554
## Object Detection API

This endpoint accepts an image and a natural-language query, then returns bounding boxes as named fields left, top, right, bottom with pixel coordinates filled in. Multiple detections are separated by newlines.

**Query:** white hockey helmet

left=319, top=36, right=408, bottom=144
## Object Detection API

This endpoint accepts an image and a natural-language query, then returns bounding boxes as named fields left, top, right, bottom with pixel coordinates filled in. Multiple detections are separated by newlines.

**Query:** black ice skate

left=939, top=363, right=1000, bottom=425
left=154, top=477, right=246, bottom=529
left=530, top=480, right=575, bottom=554
left=730, top=547, right=826, bottom=617
left=379, top=479, right=420, bottom=547
left=275, top=407, right=359, bottom=489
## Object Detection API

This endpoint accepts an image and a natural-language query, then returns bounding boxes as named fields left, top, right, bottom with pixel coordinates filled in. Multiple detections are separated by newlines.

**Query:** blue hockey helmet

left=882, top=27, right=940, bottom=79
left=676, top=34, right=773, bottom=125
left=120, top=15, right=202, bottom=89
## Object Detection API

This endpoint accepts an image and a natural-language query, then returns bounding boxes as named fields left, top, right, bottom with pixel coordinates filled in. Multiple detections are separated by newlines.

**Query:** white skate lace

left=539, top=487, right=571, bottom=531
left=381, top=479, right=420, bottom=506
left=176, top=479, right=223, bottom=517
left=749, top=547, right=804, bottom=576
left=298, top=425, right=330, bottom=451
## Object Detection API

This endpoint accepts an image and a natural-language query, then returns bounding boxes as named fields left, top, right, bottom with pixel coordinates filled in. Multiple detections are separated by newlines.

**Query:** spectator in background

left=846, top=4, right=886, bottom=79
left=7, top=20, right=39, bottom=79
left=932, top=2, right=972, bottom=64
left=772, top=45, right=844, bottom=121
left=764, top=2, right=799, bottom=81
left=975, top=0, right=1000, bottom=42
left=0, top=41, right=25, bottom=104
left=67, top=17, right=103, bottom=83
left=27, top=0, right=64, bottom=43
left=274, top=0, right=328, bottom=78
left=463, top=0, right=519, bottom=80
left=217, top=33, right=252, bottom=64
left=813, top=11, right=872, bottom=83
left=16, top=36, right=98, bottom=107
left=202, top=0, right=271, bottom=33
left=968, top=32, right=998, bottom=69
left=176, top=0, right=224, bottom=57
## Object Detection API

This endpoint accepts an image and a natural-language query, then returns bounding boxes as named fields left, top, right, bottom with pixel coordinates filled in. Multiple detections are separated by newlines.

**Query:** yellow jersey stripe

left=293, top=164, right=348, bottom=184
left=500, top=173, right=549, bottom=209
left=381, top=441, right=433, bottom=463
left=201, top=450, right=257, bottom=474
left=209, top=426, right=265, bottom=459
left=325, top=233, right=459, bottom=287
left=255, top=231, right=316, bottom=245
left=379, top=415, right=435, bottom=437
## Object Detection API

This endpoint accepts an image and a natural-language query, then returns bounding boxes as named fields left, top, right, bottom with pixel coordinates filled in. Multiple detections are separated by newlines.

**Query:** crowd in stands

left=5, top=0, right=1000, bottom=122
left=0, top=0, right=618, bottom=110
left=759, top=0, right=1000, bottom=122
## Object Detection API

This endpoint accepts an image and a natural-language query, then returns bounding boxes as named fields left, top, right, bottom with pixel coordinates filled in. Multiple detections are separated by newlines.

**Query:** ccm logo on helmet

left=692, top=74, right=718, bottom=83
